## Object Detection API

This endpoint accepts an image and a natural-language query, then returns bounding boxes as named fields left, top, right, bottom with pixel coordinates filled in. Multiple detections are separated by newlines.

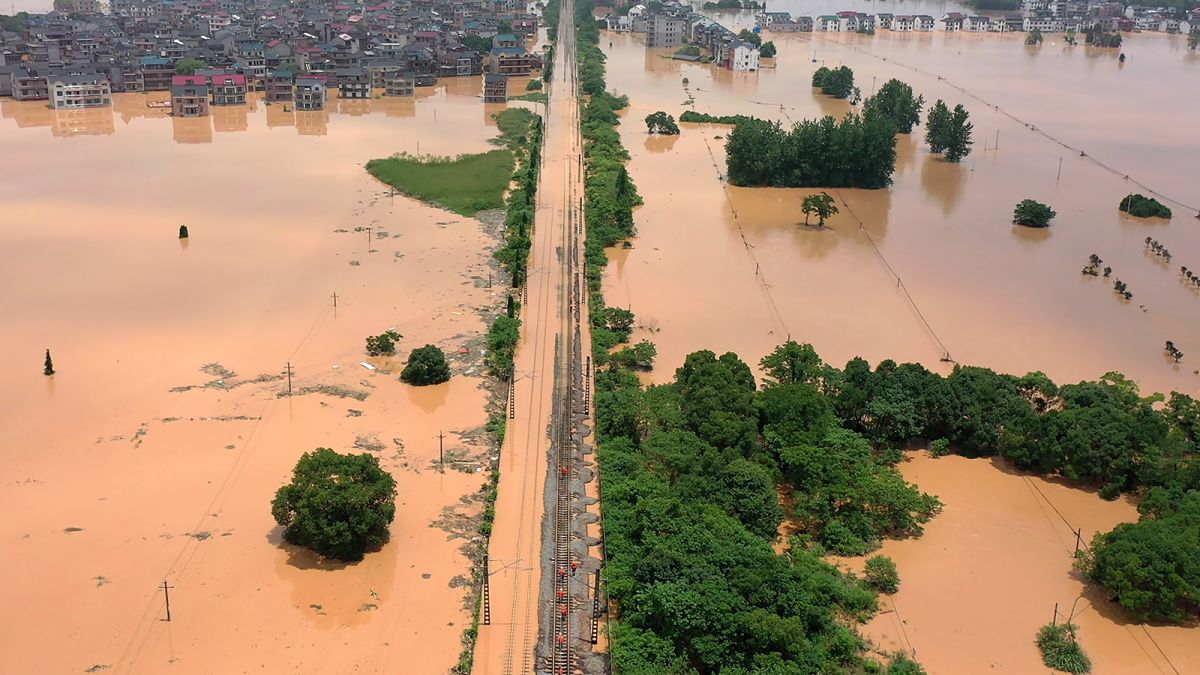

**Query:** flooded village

left=2, top=0, right=1199, bottom=671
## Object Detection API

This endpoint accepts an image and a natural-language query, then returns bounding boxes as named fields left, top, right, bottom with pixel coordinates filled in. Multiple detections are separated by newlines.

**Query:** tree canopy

left=863, top=79, right=924, bottom=134
left=812, top=65, right=855, bottom=99
left=725, top=114, right=897, bottom=188
left=1119, top=193, right=1172, bottom=219
left=400, top=344, right=452, bottom=385
left=271, top=448, right=397, bottom=561
left=1013, top=199, right=1056, bottom=228
left=174, top=57, right=209, bottom=75
left=801, top=192, right=839, bottom=226
left=645, top=111, right=680, bottom=135
left=925, top=100, right=973, bottom=162
left=759, top=41, right=777, bottom=58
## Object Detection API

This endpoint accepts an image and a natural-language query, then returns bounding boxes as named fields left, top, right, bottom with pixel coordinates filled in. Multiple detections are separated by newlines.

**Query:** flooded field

left=603, top=29, right=1200, bottom=396
left=0, top=84, right=518, bottom=673
left=835, top=453, right=1199, bottom=674
left=598, top=24, right=1199, bottom=674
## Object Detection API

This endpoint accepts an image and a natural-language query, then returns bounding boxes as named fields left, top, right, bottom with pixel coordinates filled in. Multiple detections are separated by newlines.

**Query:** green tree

left=174, top=58, right=210, bottom=75
left=365, top=329, right=402, bottom=356
left=864, top=555, right=900, bottom=593
left=924, top=100, right=950, bottom=153
left=1084, top=495, right=1200, bottom=623
left=526, top=78, right=543, bottom=91
left=1026, top=28, right=1044, bottom=45
left=801, top=191, right=839, bottom=226
left=943, top=104, right=974, bottom=162
left=611, top=340, right=657, bottom=370
left=461, top=34, right=493, bottom=52
left=644, top=111, right=680, bottom=135
left=271, top=448, right=397, bottom=561
left=737, top=28, right=762, bottom=47
left=1013, top=199, right=1056, bottom=228
left=497, top=19, right=513, bottom=33
left=400, top=344, right=452, bottom=385
left=758, top=41, right=777, bottom=58
left=1064, top=29, right=1078, bottom=45
left=43, top=349, right=55, bottom=376
left=178, top=225, right=189, bottom=239
left=863, top=78, right=925, bottom=133
left=486, top=315, right=521, bottom=377
left=812, top=65, right=855, bottom=99
left=759, top=340, right=824, bottom=387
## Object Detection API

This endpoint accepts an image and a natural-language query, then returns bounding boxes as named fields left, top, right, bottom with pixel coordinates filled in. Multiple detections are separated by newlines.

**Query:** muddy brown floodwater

left=0, top=83, right=529, bottom=674
left=598, top=24, right=1199, bottom=674
left=834, top=453, right=1199, bottom=675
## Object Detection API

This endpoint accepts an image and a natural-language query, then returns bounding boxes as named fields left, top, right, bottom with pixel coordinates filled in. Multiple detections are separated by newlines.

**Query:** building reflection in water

left=295, top=110, right=329, bottom=136
left=51, top=106, right=116, bottom=137
left=172, top=115, right=213, bottom=144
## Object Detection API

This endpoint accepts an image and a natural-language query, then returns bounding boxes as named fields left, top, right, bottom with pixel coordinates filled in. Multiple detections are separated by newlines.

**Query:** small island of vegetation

left=812, top=65, right=856, bottom=99
left=1013, top=199, right=1056, bottom=227
left=1120, top=193, right=1172, bottom=219
left=725, top=114, right=897, bottom=188
left=400, top=344, right=452, bottom=385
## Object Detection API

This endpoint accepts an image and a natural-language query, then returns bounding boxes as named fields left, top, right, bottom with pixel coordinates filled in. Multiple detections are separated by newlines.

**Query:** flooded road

left=835, top=453, right=1199, bottom=674
left=602, top=29, right=1200, bottom=396
left=0, top=85, right=514, bottom=673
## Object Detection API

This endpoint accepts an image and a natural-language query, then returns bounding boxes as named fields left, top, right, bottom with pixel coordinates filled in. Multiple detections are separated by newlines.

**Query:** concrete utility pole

left=332, top=291, right=338, bottom=309
left=286, top=362, right=293, bottom=396
left=438, top=431, right=445, bottom=468
left=161, top=580, right=174, bottom=622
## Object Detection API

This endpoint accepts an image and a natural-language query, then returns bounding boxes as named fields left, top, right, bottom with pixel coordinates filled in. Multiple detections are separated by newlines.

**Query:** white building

left=49, top=73, right=111, bottom=109
left=729, top=40, right=759, bottom=71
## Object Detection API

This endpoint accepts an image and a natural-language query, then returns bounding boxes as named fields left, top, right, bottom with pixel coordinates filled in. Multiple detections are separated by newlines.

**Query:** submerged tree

left=1013, top=199, right=1056, bottom=228
left=644, top=111, right=680, bottom=135
left=925, top=100, right=973, bottom=162
left=178, top=224, right=189, bottom=239
left=1026, top=28, right=1044, bottom=45
left=863, top=78, right=925, bottom=134
left=400, top=344, right=452, bottom=385
left=365, top=330, right=402, bottom=356
left=812, top=65, right=856, bottom=99
left=801, top=192, right=839, bottom=227
left=758, top=40, right=777, bottom=58
left=271, top=448, right=397, bottom=561
left=43, top=349, right=55, bottom=376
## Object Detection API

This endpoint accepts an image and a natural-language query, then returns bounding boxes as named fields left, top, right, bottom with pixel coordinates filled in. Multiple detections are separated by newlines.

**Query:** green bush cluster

left=1035, top=623, right=1092, bottom=674
left=864, top=555, right=900, bottom=593
left=493, top=110, right=543, bottom=286
left=1119, top=193, right=1172, bottom=219
left=1013, top=198, right=1056, bottom=227
left=365, top=329, right=401, bottom=356
left=725, top=114, right=898, bottom=188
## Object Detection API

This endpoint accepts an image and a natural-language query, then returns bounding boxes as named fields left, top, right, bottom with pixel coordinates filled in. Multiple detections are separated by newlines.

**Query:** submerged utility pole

left=286, top=362, right=293, bottom=396
left=438, top=431, right=445, bottom=468
left=161, top=580, right=174, bottom=621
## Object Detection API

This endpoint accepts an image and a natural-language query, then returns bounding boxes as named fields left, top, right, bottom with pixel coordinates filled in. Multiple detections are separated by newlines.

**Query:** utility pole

left=438, top=431, right=445, bottom=468
left=286, top=362, right=293, bottom=396
left=1052, top=602, right=1058, bottom=626
left=366, top=226, right=373, bottom=251
left=161, top=580, right=174, bottom=622
left=1057, top=156, right=1063, bottom=181
left=1074, top=528, right=1082, bottom=555
left=331, top=291, right=338, bottom=309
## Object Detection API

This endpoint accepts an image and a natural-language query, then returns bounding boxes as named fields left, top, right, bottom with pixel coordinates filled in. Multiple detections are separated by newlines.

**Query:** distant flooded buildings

left=0, top=0, right=544, bottom=113
left=612, top=0, right=1198, bottom=63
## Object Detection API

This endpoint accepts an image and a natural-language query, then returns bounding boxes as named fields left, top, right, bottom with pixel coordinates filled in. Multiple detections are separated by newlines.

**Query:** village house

left=49, top=73, right=111, bottom=109
left=646, top=12, right=686, bottom=48
left=170, top=75, right=210, bottom=117
left=728, top=40, right=759, bottom=71
left=964, top=15, right=992, bottom=31
left=294, top=74, right=327, bottom=110
left=336, top=67, right=371, bottom=98
left=914, top=15, right=937, bottom=30
left=140, top=56, right=175, bottom=92
left=771, top=16, right=813, bottom=32
left=876, top=13, right=895, bottom=29
left=488, top=34, right=534, bottom=75
left=209, top=73, right=247, bottom=105
left=892, top=15, right=916, bottom=31
left=482, top=71, right=507, bottom=103
left=11, top=67, right=50, bottom=101
left=384, top=72, right=414, bottom=96
left=265, top=70, right=294, bottom=102
left=818, top=15, right=840, bottom=31
left=942, top=13, right=966, bottom=31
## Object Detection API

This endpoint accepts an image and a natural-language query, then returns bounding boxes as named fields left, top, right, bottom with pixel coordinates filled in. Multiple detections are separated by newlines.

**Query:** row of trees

left=725, top=113, right=898, bottom=188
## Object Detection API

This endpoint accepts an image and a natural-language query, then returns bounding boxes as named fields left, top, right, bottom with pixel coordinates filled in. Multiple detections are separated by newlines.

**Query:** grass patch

left=365, top=108, right=535, bottom=217
left=1036, top=623, right=1092, bottom=674
left=366, top=150, right=515, bottom=216
left=510, top=92, right=547, bottom=104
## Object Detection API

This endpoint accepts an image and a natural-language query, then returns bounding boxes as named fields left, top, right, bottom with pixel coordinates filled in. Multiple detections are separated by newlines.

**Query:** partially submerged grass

left=365, top=108, right=536, bottom=217
left=1036, top=622, right=1092, bottom=674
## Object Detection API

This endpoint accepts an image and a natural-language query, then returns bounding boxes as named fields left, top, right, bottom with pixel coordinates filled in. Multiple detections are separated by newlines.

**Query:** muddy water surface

left=1, top=86, right=513, bottom=673
left=599, top=27, right=1200, bottom=673
left=834, top=454, right=1199, bottom=674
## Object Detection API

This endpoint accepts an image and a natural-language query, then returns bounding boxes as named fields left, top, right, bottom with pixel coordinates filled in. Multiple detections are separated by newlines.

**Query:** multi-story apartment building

left=336, top=68, right=371, bottom=98
left=170, top=75, right=210, bottom=117
left=49, top=73, right=112, bottom=109
left=294, top=74, right=327, bottom=110
left=11, top=67, right=50, bottom=100
left=647, top=12, right=686, bottom=48
left=140, top=56, right=175, bottom=91
left=209, top=73, right=247, bottom=105
left=265, top=71, right=294, bottom=102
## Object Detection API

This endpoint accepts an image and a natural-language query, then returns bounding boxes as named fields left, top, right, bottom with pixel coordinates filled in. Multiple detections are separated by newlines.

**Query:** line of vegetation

left=0, top=12, right=31, bottom=32
left=1120, top=193, right=1172, bottom=219
left=451, top=101, right=546, bottom=674
left=510, top=92, right=548, bottom=103
left=1035, top=623, right=1092, bottom=674
left=678, top=110, right=755, bottom=125
left=725, top=113, right=897, bottom=188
